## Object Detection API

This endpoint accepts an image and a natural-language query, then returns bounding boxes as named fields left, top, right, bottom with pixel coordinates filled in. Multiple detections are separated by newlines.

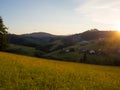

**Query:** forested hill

left=5, top=30, right=120, bottom=66
left=7, top=30, right=117, bottom=47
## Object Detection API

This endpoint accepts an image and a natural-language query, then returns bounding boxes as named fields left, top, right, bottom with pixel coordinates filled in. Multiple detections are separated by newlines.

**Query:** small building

left=80, top=40, right=90, bottom=45
left=89, top=50, right=95, bottom=54
left=65, top=49, right=70, bottom=53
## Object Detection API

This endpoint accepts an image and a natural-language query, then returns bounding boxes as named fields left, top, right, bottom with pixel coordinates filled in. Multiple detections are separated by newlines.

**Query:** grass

left=0, top=52, right=120, bottom=90
left=5, top=44, right=36, bottom=56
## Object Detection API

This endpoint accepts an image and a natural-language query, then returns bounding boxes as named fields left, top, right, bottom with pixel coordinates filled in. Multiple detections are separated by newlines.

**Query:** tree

left=0, top=16, right=8, bottom=51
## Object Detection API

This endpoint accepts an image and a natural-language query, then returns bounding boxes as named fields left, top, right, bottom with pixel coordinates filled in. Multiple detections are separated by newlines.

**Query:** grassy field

left=5, top=44, right=37, bottom=56
left=0, top=52, right=120, bottom=90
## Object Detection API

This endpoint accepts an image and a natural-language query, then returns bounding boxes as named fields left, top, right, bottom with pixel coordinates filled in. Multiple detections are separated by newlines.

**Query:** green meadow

left=0, top=52, right=120, bottom=90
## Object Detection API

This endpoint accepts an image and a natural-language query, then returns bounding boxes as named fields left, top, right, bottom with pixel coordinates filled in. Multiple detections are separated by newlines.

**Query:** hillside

left=6, top=30, right=120, bottom=66
left=0, top=52, right=120, bottom=90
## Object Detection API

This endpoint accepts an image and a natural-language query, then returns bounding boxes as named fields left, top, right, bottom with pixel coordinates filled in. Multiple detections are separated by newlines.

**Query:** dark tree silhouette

left=0, top=16, right=8, bottom=51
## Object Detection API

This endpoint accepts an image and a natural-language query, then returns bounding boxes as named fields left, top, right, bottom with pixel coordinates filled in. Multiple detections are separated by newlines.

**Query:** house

left=89, top=50, right=95, bottom=54
left=80, top=40, right=90, bottom=45
left=65, top=49, right=70, bottom=53
left=61, top=48, right=70, bottom=53
left=78, top=48, right=87, bottom=53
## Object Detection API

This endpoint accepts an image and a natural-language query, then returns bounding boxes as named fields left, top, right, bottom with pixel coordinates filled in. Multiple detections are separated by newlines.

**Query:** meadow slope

left=0, top=52, right=120, bottom=90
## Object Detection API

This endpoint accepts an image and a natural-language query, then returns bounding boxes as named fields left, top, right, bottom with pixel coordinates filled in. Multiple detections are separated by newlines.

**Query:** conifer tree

left=0, top=16, right=8, bottom=51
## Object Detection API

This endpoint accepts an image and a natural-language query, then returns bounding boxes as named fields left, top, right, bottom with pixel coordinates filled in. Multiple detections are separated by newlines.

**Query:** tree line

left=0, top=16, right=8, bottom=51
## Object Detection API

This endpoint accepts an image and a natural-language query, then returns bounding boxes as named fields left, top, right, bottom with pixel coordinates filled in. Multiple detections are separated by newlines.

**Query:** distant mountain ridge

left=7, top=30, right=117, bottom=47
left=22, top=32, right=56, bottom=38
left=20, top=30, right=117, bottom=40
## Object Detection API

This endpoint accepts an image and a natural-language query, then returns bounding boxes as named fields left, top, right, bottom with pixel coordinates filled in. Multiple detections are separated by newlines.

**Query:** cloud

left=75, top=0, right=120, bottom=25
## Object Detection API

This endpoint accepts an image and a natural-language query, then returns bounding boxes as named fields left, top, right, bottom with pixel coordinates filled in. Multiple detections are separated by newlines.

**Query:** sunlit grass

left=0, top=52, right=120, bottom=90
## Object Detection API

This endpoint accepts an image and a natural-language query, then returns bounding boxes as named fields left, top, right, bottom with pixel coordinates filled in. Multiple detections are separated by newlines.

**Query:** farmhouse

left=89, top=50, right=95, bottom=54
left=80, top=40, right=90, bottom=45
left=65, top=49, right=70, bottom=53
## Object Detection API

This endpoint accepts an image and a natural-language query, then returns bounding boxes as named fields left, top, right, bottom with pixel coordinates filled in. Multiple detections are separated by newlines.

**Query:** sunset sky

left=1, top=0, right=120, bottom=35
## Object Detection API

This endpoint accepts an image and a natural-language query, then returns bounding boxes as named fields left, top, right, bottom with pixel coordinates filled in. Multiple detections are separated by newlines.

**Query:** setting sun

left=115, top=21, right=120, bottom=32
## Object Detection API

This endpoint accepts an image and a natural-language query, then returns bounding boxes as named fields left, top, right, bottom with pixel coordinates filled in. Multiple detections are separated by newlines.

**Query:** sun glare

left=115, top=22, right=120, bottom=32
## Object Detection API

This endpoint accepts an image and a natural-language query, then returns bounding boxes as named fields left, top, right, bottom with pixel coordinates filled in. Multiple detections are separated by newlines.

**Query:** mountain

left=81, top=30, right=117, bottom=40
left=7, top=32, right=82, bottom=47
left=7, top=30, right=118, bottom=47
left=22, top=32, right=56, bottom=38
left=7, top=30, right=118, bottom=51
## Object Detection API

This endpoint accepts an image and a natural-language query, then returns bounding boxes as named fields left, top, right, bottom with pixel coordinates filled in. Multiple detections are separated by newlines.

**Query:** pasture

left=0, top=52, right=120, bottom=90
